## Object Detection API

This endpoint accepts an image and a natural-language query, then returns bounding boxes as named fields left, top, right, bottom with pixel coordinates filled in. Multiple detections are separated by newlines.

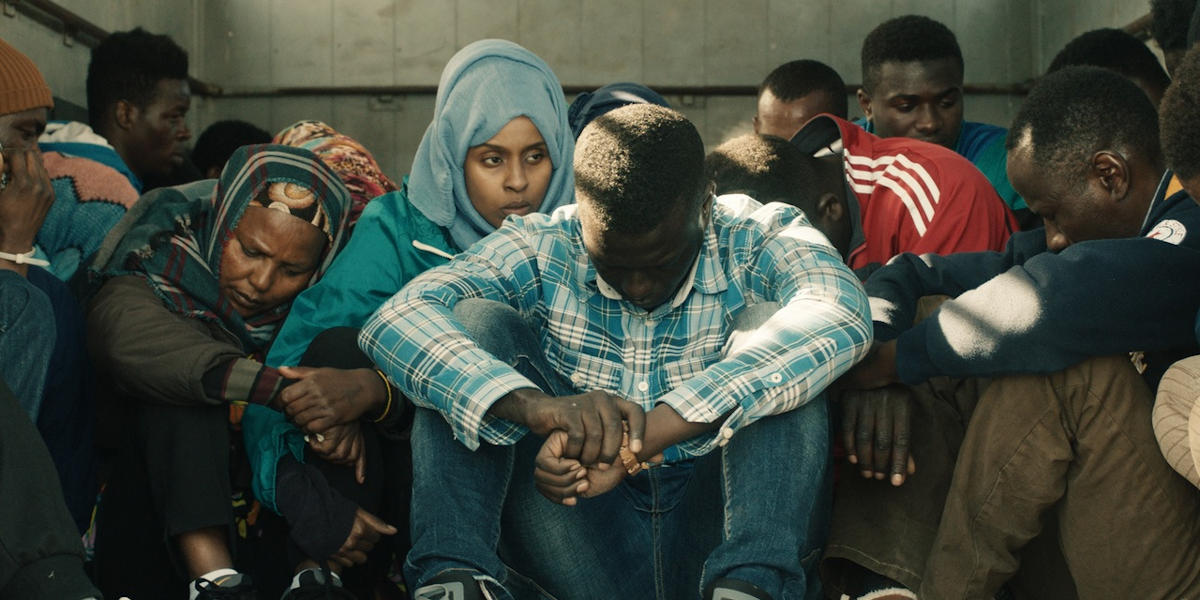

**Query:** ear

left=752, top=114, right=761, bottom=134
left=114, top=99, right=138, bottom=131
left=816, top=192, right=844, bottom=227
left=856, top=88, right=872, bottom=121
left=1091, top=151, right=1129, bottom=201
left=700, top=182, right=716, bottom=227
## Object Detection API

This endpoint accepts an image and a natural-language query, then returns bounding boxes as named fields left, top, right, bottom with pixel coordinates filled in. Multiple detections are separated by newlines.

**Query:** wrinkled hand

left=842, top=340, right=900, bottom=391
left=841, top=384, right=916, bottom=486
left=307, top=421, right=366, bottom=483
left=0, top=150, right=52, bottom=263
left=328, top=507, right=396, bottom=568
left=277, top=366, right=383, bottom=432
left=519, top=390, right=645, bottom=467
left=533, top=430, right=627, bottom=506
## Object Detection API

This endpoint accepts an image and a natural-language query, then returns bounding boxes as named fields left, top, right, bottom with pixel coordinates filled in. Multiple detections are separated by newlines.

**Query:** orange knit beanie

left=0, top=37, right=53, bottom=116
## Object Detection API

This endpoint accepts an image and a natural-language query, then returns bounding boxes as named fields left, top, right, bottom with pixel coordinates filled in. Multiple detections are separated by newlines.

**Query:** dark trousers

left=0, top=380, right=99, bottom=600
left=94, top=328, right=410, bottom=599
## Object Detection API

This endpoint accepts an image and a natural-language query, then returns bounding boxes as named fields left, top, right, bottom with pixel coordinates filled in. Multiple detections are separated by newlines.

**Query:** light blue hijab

left=407, top=39, right=575, bottom=250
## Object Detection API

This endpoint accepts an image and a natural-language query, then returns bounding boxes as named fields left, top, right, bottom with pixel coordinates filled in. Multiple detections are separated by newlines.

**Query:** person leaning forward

left=359, top=104, right=873, bottom=600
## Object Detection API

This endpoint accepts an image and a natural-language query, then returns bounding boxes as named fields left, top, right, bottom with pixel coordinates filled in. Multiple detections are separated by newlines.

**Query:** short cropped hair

left=1046, top=28, right=1170, bottom=97
left=1007, top=66, right=1161, bottom=175
left=861, top=15, right=963, bottom=92
left=1152, top=0, right=1198, bottom=52
left=574, top=104, right=706, bottom=234
left=759, top=60, right=848, bottom=119
left=192, top=120, right=272, bottom=176
left=706, top=134, right=819, bottom=215
left=1161, top=45, right=1200, bottom=178
left=87, top=28, right=189, bottom=126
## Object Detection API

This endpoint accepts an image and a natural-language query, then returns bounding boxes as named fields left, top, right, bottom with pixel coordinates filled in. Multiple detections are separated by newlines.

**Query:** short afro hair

left=192, top=120, right=272, bottom=176
left=759, top=60, right=848, bottom=119
left=1152, top=0, right=1198, bottom=52
left=861, top=15, right=963, bottom=92
left=574, top=104, right=706, bottom=234
left=1161, top=45, right=1200, bottom=178
left=706, top=134, right=820, bottom=215
left=1007, top=66, right=1161, bottom=176
left=1046, top=28, right=1170, bottom=99
left=87, top=28, right=189, bottom=127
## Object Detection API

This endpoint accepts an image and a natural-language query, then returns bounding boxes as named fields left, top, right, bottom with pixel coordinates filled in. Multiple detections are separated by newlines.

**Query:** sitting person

left=827, top=66, right=1200, bottom=599
left=266, top=38, right=575, bottom=370
left=1047, top=27, right=1172, bottom=107
left=1155, top=43, right=1200, bottom=494
left=360, top=103, right=872, bottom=600
left=567, top=82, right=670, bottom=139
left=40, top=27, right=191, bottom=194
left=1151, top=0, right=1198, bottom=75
left=855, top=15, right=1032, bottom=228
left=192, top=119, right=272, bottom=180
left=782, top=112, right=1015, bottom=277
left=85, top=144, right=393, bottom=600
left=0, top=37, right=104, bottom=531
left=754, top=59, right=848, bottom=140
left=272, top=119, right=398, bottom=230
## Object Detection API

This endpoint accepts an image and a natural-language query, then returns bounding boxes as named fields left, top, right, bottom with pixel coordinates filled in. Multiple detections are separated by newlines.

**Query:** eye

left=240, top=242, right=260, bottom=258
left=525, top=150, right=546, bottom=164
left=894, top=103, right=915, bottom=112
left=939, top=97, right=959, bottom=109
left=481, top=155, right=502, bottom=167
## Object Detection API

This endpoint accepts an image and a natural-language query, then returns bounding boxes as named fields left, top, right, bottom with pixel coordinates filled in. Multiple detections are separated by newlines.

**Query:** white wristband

left=0, top=248, right=49, bottom=267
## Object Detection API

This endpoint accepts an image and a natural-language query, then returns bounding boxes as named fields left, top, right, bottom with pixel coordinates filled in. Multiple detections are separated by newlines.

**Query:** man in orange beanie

left=0, top=36, right=101, bottom=600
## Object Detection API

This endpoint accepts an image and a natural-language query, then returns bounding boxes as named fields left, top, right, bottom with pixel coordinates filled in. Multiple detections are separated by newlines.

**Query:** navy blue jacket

left=867, top=172, right=1200, bottom=388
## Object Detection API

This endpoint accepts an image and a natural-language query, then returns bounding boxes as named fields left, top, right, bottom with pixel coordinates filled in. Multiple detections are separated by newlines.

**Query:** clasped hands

left=274, top=366, right=386, bottom=484
left=497, top=388, right=649, bottom=507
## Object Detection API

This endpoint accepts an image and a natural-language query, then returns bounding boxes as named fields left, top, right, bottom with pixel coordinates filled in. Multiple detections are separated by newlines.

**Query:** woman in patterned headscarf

left=273, top=120, right=397, bottom=230
left=85, top=144, right=367, bottom=599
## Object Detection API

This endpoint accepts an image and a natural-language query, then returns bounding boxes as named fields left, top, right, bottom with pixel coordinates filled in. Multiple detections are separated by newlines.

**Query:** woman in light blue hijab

left=267, top=39, right=575, bottom=368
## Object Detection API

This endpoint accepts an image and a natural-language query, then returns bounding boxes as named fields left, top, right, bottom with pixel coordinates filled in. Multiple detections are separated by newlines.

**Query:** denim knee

left=452, top=299, right=539, bottom=364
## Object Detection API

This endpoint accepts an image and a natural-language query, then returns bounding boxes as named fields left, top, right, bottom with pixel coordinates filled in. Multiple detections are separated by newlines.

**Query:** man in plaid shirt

left=360, top=105, right=872, bottom=600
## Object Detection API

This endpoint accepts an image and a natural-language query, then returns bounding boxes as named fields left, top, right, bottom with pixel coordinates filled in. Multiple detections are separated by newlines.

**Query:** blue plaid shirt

left=360, top=195, right=873, bottom=459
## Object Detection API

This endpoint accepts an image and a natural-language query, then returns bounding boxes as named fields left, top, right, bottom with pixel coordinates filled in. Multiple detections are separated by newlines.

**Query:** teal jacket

left=266, top=178, right=457, bottom=368
left=246, top=178, right=456, bottom=511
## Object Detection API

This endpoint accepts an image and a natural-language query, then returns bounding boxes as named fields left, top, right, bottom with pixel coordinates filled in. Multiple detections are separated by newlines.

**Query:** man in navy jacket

left=827, top=66, right=1200, bottom=599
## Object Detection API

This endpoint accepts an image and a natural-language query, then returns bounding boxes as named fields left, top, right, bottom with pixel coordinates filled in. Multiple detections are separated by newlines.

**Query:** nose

left=504, top=161, right=528, bottom=193
left=247, top=264, right=274, bottom=293
left=914, top=104, right=942, bottom=135
left=178, top=122, right=192, bottom=141
left=622, top=271, right=656, bottom=305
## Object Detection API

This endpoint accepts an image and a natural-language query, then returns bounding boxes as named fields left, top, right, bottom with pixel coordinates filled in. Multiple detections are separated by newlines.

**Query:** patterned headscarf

left=90, top=144, right=352, bottom=350
left=407, top=39, right=575, bottom=250
left=273, top=120, right=397, bottom=229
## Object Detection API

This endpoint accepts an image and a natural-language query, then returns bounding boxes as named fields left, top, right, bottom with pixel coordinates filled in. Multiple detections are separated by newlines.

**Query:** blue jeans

left=406, top=300, right=832, bottom=599
left=0, top=271, right=54, bottom=420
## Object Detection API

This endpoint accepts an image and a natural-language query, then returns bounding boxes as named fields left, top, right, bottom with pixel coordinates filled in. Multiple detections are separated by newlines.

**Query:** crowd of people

left=2, top=2, right=1200, bottom=599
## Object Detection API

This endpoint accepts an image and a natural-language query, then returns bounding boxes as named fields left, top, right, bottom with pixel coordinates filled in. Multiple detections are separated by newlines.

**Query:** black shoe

left=279, top=567, right=354, bottom=599
left=706, top=577, right=773, bottom=600
left=193, top=573, right=256, bottom=600
left=412, top=570, right=489, bottom=600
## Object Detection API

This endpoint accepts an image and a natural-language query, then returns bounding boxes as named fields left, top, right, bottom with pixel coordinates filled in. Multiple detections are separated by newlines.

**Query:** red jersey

left=792, top=115, right=1017, bottom=272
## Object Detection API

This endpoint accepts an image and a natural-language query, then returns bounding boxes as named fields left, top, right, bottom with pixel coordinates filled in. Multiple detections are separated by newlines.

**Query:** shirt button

left=721, top=427, right=734, bottom=439
left=570, top=373, right=585, bottom=386
left=637, top=381, right=649, bottom=392
left=768, top=372, right=783, bottom=384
